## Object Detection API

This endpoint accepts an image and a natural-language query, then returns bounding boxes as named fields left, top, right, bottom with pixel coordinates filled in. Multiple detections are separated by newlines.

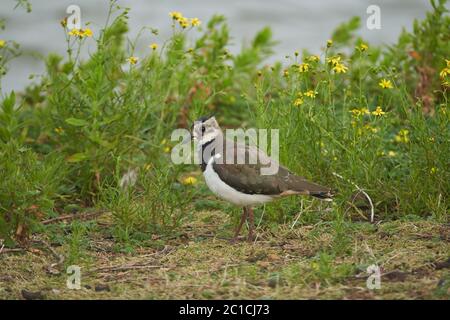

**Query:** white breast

left=203, top=154, right=273, bottom=206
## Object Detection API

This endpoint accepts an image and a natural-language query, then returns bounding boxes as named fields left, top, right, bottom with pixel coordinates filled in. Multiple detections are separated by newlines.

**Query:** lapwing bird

left=192, top=115, right=333, bottom=243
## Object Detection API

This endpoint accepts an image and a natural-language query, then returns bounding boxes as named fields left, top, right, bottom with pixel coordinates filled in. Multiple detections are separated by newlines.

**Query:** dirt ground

left=1, top=211, right=449, bottom=300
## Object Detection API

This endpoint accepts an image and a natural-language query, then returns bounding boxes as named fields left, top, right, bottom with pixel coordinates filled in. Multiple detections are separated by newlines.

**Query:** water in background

left=0, top=0, right=431, bottom=92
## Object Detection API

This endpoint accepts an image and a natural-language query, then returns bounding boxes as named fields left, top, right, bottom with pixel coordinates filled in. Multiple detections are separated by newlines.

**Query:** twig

left=89, top=264, right=163, bottom=274
left=35, top=238, right=65, bottom=274
left=256, top=205, right=266, bottom=230
left=290, top=199, right=304, bottom=230
left=332, top=172, right=375, bottom=223
left=0, top=247, right=25, bottom=254
left=41, top=209, right=109, bottom=225
left=253, top=206, right=266, bottom=244
left=196, top=263, right=242, bottom=274
left=345, top=200, right=371, bottom=221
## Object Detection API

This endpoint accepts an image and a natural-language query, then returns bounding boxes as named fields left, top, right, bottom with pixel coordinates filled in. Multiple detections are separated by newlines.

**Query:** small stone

left=383, top=270, right=407, bottom=282
left=437, top=278, right=447, bottom=288
left=95, top=284, right=110, bottom=292
left=51, top=289, right=61, bottom=295
left=247, top=252, right=266, bottom=263
left=267, top=278, right=277, bottom=288
left=435, top=258, right=450, bottom=270
left=267, top=274, right=282, bottom=288
left=267, top=253, right=280, bottom=261
left=151, top=234, right=160, bottom=240
left=21, top=289, right=44, bottom=300
left=256, top=261, right=270, bottom=268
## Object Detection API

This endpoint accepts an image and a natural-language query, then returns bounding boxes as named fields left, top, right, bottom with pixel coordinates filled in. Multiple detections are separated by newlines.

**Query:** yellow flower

left=161, top=137, right=170, bottom=152
left=294, top=97, right=304, bottom=107
left=430, top=167, right=438, bottom=174
left=349, top=108, right=369, bottom=118
left=372, top=106, right=386, bottom=116
left=169, top=11, right=183, bottom=21
left=439, top=67, right=449, bottom=79
left=149, top=43, right=158, bottom=50
left=81, top=28, right=93, bottom=37
left=126, top=56, right=139, bottom=65
left=0, top=40, right=5, bottom=48
left=395, top=129, right=410, bottom=143
left=190, top=18, right=201, bottom=27
left=364, top=124, right=378, bottom=133
left=304, top=90, right=318, bottom=98
left=182, top=176, right=198, bottom=185
left=298, top=63, right=310, bottom=73
left=307, top=55, right=320, bottom=62
left=68, top=29, right=82, bottom=37
left=326, top=39, right=333, bottom=48
left=68, top=28, right=92, bottom=38
left=179, top=17, right=190, bottom=28
left=333, top=63, right=348, bottom=74
left=327, top=56, right=347, bottom=73
left=350, top=109, right=361, bottom=117
left=60, top=18, right=68, bottom=28
left=360, top=107, right=370, bottom=115
left=283, top=69, right=289, bottom=77
left=359, top=43, right=368, bottom=52
left=327, top=55, right=341, bottom=66
left=387, top=151, right=396, bottom=157
left=379, top=78, right=393, bottom=89
left=54, top=127, right=64, bottom=134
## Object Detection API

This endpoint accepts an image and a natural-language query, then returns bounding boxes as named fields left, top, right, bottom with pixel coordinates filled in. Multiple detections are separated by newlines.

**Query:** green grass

left=0, top=210, right=448, bottom=299
left=0, top=0, right=449, bottom=299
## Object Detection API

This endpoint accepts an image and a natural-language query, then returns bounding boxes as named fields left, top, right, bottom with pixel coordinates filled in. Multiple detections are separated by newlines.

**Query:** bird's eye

left=201, top=126, right=206, bottom=133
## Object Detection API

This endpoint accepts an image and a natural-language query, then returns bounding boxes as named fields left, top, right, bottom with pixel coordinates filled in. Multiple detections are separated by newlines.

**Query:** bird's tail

left=289, top=176, right=335, bottom=201
left=310, top=190, right=334, bottom=201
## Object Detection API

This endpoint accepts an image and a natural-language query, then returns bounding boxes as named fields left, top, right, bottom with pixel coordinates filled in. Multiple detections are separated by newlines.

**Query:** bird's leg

left=247, top=206, right=255, bottom=242
left=231, top=207, right=248, bottom=243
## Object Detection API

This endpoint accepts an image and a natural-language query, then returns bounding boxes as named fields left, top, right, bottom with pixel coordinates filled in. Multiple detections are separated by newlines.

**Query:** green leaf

left=99, top=114, right=121, bottom=126
left=2, top=91, right=16, bottom=115
left=65, top=118, right=88, bottom=127
left=88, top=132, right=112, bottom=149
left=66, top=152, right=88, bottom=163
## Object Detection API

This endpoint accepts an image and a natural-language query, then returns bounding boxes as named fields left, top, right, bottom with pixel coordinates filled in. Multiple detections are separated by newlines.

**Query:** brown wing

left=212, top=143, right=332, bottom=197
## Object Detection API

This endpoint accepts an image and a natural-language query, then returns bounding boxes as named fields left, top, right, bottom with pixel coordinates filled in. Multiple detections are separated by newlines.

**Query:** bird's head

left=192, top=115, right=222, bottom=145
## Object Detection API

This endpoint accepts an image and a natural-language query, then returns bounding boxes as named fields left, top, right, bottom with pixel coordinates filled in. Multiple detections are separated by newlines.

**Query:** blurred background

left=0, top=0, right=431, bottom=92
